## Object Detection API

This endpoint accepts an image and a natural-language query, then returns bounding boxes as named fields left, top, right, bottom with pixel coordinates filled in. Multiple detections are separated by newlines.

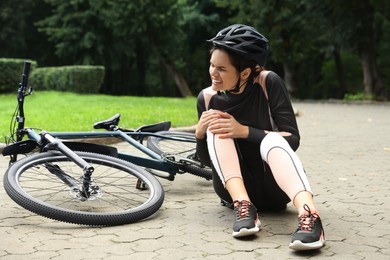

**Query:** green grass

left=0, top=91, right=198, bottom=142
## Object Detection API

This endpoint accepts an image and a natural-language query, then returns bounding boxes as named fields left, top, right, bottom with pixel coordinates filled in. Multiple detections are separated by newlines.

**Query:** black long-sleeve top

left=196, top=71, right=300, bottom=166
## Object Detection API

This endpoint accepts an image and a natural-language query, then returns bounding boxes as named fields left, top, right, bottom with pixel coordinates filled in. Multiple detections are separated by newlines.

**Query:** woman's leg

left=260, top=132, right=315, bottom=213
left=206, top=130, right=249, bottom=201
left=206, top=130, right=260, bottom=237
left=260, top=132, right=325, bottom=250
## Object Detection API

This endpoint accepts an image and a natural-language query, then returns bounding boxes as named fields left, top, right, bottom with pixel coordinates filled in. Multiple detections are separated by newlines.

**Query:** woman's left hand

left=208, top=112, right=248, bottom=139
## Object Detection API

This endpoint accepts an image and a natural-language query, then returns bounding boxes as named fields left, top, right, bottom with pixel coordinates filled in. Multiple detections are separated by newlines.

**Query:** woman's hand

left=195, top=109, right=223, bottom=139
left=207, top=112, right=248, bottom=139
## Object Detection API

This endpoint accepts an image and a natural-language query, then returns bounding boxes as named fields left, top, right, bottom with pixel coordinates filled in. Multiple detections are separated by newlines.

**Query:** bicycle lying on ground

left=2, top=61, right=212, bottom=226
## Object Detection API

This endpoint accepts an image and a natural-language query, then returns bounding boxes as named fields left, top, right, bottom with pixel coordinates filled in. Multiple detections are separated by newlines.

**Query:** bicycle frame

left=47, top=129, right=190, bottom=179
left=5, top=61, right=201, bottom=181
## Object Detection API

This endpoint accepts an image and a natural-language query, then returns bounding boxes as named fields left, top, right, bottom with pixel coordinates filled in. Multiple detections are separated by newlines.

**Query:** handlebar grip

left=21, top=61, right=31, bottom=87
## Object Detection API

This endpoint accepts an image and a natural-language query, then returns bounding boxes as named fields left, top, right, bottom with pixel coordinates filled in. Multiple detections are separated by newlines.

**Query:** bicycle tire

left=3, top=151, right=164, bottom=226
left=147, top=131, right=212, bottom=180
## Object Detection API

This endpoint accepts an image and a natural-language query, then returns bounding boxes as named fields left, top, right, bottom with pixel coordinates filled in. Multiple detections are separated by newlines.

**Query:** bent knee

left=260, top=132, right=291, bottom=161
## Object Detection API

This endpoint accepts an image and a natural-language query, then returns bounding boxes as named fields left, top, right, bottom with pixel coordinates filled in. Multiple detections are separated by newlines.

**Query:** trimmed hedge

left=30, top=65, right=105, bottom=93
left=0, top=58, right=37, bottom=93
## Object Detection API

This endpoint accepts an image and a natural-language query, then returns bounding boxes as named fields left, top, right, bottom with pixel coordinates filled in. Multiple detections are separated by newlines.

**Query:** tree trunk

left=360, top=46, right=383, bottom=99
left=333, top=46, right=346, bottom=99
left=159, top=59, right=169, bottom=95
left=135, top=41, right=146, bottom=96
left=356, top=0, right=384, bottom=99
left=164, top=63, right=193, bottom=97
left=360, top=41, right=384, bottom=97
left=361, top=51, right=374, bottom=97
left=147, top=35, right=193, bottom=97
left=282, top=63, right=296, bottom=96
left=372, top=59, right=384, bottom=98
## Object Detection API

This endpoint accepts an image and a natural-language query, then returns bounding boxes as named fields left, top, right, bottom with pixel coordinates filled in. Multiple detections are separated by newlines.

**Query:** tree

left=37, top=0, right=195, bottom=96
left=318, top=0, right=389, bottom=98
left=214, top=0, right=327, bottom=97
left=180, top=0, right=234, bottom=94
left=0, top=0, right=56, bottom=65
left=2, top=0, right=388, bottom=99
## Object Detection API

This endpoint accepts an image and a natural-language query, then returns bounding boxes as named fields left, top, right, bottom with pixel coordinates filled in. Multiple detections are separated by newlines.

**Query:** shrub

left=0, top=58, right=37, bottom=93
left=344, top=92, right=373, bottom=101
left=30, top=65, right=105, bottom=93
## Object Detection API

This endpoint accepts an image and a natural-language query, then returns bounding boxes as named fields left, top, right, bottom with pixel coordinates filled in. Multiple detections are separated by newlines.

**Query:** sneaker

left=232, top=200, right=261, bottom=238
left=289, top=204, right=325, bottom=251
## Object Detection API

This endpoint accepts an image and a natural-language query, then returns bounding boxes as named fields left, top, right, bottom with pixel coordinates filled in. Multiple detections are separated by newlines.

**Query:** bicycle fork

left=33, top=131, right=95, bottom=199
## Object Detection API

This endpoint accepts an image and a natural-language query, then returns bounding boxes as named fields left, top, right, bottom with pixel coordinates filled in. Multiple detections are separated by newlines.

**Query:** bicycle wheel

left=3, top=151, right=164, bottom=226
left=147, top=131, right=212, bottom=180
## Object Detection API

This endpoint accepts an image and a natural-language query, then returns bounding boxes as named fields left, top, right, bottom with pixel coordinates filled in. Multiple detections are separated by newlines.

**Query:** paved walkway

left=1, top=102, right=389, bottom=259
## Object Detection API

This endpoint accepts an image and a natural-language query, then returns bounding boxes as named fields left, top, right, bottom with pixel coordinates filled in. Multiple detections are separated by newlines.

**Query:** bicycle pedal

left=136, top=179, right=148, bottom=190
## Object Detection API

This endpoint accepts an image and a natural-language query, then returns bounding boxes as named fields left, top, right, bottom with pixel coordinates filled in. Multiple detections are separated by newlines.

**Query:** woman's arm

left=266, top=72, right=300, bottom=151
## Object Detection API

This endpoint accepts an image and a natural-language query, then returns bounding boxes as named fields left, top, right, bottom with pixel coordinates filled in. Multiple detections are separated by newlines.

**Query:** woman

left=195, top=24, right=325, bottom=251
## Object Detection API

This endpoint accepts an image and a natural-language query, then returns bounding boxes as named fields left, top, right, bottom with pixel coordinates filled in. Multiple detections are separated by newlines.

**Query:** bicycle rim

left=147, top=131, right=212, bottom=180
left=3, top=151, right=164, bottom=226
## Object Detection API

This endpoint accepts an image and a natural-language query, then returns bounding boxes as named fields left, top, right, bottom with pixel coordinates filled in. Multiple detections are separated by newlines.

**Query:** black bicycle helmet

left=208, top=24, right=269, bottom=66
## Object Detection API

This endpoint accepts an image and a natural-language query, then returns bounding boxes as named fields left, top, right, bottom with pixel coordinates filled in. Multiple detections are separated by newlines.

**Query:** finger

left=209, top=127, right=224, bottom=134
left=217, top=112, right=231, bottom=119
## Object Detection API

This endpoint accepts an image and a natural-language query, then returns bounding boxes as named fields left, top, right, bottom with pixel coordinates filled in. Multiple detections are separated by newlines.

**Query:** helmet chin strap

left=217, top=77, right=247, bottom=95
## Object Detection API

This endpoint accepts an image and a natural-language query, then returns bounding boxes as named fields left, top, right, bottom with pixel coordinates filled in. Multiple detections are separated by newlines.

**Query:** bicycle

left=2, top=61, right=212, bottom=226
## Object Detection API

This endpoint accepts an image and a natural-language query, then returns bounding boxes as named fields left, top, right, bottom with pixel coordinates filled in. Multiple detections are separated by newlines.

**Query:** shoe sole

left=232, top=219, right=261, bottom=238
left=289, top=239, right=325, bottom=251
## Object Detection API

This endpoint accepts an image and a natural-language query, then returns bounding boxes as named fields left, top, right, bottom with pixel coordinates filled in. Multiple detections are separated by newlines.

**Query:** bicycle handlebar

left=18, top=61, right=31, bottom=102
left=22, top=61, right=30, bottom=88
left=16, top=61, right=32, bottom=142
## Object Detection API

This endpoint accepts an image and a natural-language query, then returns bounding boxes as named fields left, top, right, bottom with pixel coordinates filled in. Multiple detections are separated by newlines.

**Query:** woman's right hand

left=195, top=109, right=222, bottom=139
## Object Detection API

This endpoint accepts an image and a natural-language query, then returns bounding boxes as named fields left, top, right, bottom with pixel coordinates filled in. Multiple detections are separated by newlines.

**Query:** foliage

left=310, top=51, right=362, bottom=99
left=30, top=65, right=105, bottom=93
left=36, top=0, right=197, bottom=96
left=213, top=0, right=331, bottom=96
left=377, top=18, right=390, bottom=98
left=0, top=0, right=55, bottom=64
left=1, top=0, right=390, bottom=100
left=317, top=0, right=390, bottom=98
left=0, top=58, right=37, bottom=93
left=343, top=92, right=373, bottom=101
left=0, top=91, right=198, bottom=141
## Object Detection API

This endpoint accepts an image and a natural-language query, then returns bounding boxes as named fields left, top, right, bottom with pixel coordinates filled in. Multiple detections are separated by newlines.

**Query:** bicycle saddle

left=93, top=113, right=120, bottom=130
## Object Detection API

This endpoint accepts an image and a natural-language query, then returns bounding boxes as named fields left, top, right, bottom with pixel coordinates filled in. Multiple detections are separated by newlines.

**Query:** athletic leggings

left=206, top=130, right=312, bottom=204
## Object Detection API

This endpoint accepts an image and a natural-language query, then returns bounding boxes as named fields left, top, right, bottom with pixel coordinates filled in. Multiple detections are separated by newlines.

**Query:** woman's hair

left=210, top=46, right=262, bottom=79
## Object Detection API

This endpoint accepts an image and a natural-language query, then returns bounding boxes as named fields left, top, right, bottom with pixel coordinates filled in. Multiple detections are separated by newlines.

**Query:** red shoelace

left=234, top=200, right=251, bottom=220
left=297, top=204, right=319, bottom=232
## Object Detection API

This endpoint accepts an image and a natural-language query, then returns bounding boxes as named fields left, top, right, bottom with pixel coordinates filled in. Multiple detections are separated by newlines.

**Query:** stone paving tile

left=1, top=102, right=390, bottom=259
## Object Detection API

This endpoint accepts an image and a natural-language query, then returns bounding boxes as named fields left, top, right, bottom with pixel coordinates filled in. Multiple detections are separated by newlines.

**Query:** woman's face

left=209, top=49, right=240, bottom=92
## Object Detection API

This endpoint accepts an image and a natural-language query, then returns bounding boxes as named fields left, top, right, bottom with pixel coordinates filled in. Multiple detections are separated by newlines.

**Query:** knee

left=260, top=132, right=289, bottom=161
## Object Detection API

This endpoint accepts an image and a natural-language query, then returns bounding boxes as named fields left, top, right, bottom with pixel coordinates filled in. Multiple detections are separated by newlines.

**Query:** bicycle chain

left=161, top=152, right=204, bottom=168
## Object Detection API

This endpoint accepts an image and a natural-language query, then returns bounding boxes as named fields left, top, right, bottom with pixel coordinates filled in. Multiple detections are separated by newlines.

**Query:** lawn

left=0, top=91, right=198, bottom=142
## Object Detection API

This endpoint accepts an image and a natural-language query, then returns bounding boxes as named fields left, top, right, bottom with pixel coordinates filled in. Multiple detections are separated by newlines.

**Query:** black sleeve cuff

left=247, top=126, right=267, bottom=144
